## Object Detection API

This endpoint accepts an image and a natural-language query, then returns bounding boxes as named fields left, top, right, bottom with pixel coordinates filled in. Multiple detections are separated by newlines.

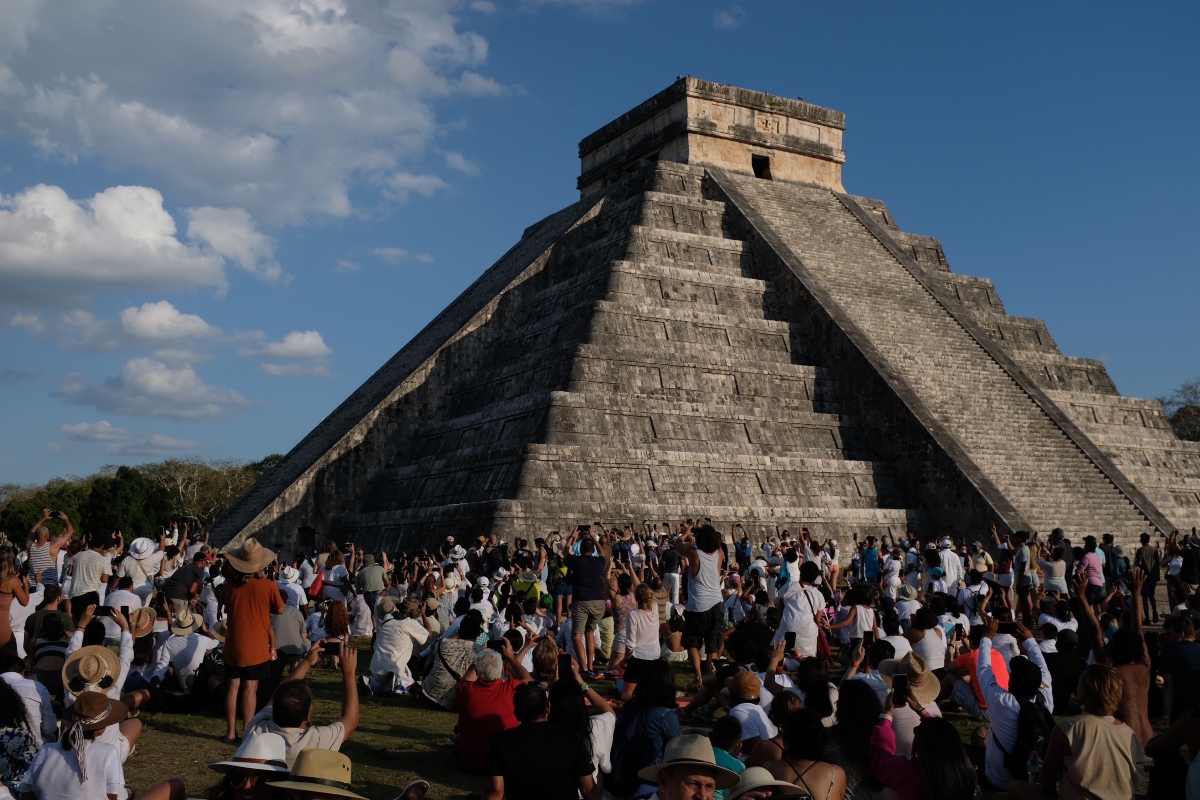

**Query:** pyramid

left=212, top=78, right=1200, bottom=553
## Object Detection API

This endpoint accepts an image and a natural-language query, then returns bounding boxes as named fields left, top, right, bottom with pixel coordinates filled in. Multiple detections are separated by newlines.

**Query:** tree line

left=1163, top=377, right=1200, bottom=441
left=0, top=455, right=282, bottom=545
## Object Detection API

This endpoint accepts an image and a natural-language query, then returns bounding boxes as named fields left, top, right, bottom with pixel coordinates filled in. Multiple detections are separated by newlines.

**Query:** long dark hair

left=547, top=678, right=594, bottom=764
left=912, top=717, right=977, bottom=800
left=832, top=679, right=881, bottom=786
left=0, top=678, right=31, bottom=732
left=632, top=660, right=677, bottom=708
left=795, top=657, right=833, bottom=721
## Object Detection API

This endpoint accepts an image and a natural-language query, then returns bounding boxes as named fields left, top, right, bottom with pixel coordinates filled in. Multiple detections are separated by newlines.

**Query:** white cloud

left=470, top=1, right=497, bottom=13
left=0, top=1, right=510, bottom=223
left=712, top=6, right=744, bottom=28
left=335, top=259, right=360, bottom=273
left=0, top=184, right=277, bottom=307
left=45, top=301, right=221, bottom=351
left=260, top=362, right=332, bottom=378
left=57, top=358, right=248, bottom=419
left=258, top=330, right=332, bottom=359
left=444, top=151, right=482, bottom=176
left=384, top=172, right=449, bottom=201
left=120, top=301, right=220, bottom=341
left=60, top=420, right=130, bottom=441
left=8, top=313, right=44, bottom=334
left=371, top=246, right=434, bottom=265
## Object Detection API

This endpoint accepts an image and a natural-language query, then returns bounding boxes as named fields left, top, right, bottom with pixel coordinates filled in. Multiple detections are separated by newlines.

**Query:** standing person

left=1076, top=537, right=1105, bottom=611
left=1012, top=532, right=1034, bottom=624
left=938, top=538, right=964, bottom=590
left=1134, top=533, right=1162, bottom=624
left=0, top=546, right=32, bottom=656
left=116, top=538, right=165, bottom=605
left=773, top=562, right=826, bottom=658
left=221, top=539, right=284, bottom=743
left=675, top=524, right=725, bottom=682
left=616, top=584, right=662, bottom=702
left=67, top=535, right=113, bottom=614
left=26, top=510, right=74, bottom=587
left=160, top=552, right=208, bottom=621
left=564, top=533, right=609, bottom=675
left=1160, top=614, right=1200, bottom=723
left=354, top=554, right=385, bottom=611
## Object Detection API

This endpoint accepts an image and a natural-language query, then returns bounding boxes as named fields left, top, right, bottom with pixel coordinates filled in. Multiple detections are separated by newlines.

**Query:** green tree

left=1163, top=378, right=1200, bottom=442
left=0, top=477, right=92, bottom=546
left=84, top=466, right=170, bottom=540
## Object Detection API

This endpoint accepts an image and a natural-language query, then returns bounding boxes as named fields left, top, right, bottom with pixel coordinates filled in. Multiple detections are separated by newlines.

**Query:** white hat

left=280, top=566, right=300, bottom=584
left=477, top=576, right=490, bottom=588
left=939, top=538, right=953, bottom=549
left=128, top=538, right=157, bottom=559
left=449, top=545, right=467, bottom=560
left=728, top=767, right=806, bottom=800
left=210, top=732, right=289, bottom=774
left=493, top=567, right=510, bottom=580
left=636, top=735, right=740, bottom=789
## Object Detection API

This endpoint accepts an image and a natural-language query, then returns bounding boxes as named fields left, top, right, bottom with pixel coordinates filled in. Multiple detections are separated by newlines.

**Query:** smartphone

left=121, top=606, right=130, bottom=620
left=954, top=623, right=966, bottom=639
left=487, top=639, right=505, bottom=653
left=997, top=622, right=1018, bottom=636
left=863, top=631, right=875, bottom=649
left=891, top=674, right=909, bottom=699
left=727, top=608, right=735, bottom=623
left=558, top=653, right=574, bottom=676
left=578, top=524, right=591, bottom=534
left=784, top=631, right=797, bottom=650
left=94, top=606, right=112, bottom=617
left=322, top=641, right=342, bottom=656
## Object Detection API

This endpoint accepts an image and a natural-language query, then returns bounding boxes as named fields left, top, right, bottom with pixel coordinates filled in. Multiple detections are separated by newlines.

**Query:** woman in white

left=827, top=585, right=877, bottom=650
left=320, top=551, right=350, bottom=603
left=773, top=562, right=827, bottom=658
left=616, top=584, right=661, bottom=701
left=905, top=607, right=947, bottom=672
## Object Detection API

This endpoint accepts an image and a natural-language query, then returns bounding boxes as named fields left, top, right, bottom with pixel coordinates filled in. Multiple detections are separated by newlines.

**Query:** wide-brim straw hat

left=226, top=537, right=276, bottom=574
left=170, top=609, right=203, bottom=636
left=129, top=607, right=156, bottom=638
left=449, top=546, right=467, bottom=560
left=128, top=537, right=157, bottom=559
left=878, top=651, right=941, bottom=705
left=728, top=767, right=807, bottom=800
left=212, top=618, right=228, bottom=643
left=69, top=691, right=129, bottom=731
left=268, top=749, right=367, bottom=799
left=280, top=566, right=301, bottom=584
left=63, top=645, right=121, bottom=695
left=897, top=584, right=918, bottom=601
left=210, top=732, right=289, bottom=774
left=636, top=734, right=741, bottom=789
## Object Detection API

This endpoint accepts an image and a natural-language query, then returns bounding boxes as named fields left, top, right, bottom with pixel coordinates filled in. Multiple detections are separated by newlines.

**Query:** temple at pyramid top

left=579, top=77, right=847, bottom=197
left=211, top=78, right=1200, bottom=558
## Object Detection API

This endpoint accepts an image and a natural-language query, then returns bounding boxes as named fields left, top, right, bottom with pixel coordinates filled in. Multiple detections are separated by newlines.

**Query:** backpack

left=1000, top=696, right=1056, bottom=782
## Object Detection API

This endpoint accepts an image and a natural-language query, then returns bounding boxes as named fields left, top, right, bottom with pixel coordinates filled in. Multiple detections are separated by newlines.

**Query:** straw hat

left=518, top=569, right=539, bottom=583
left=636, top=735, right=741, bottom=789
left=267, top=749, right=367, bottom=799
left=63, top=645, right=120, bottom=695
left=897, top=584, right=918, bottom=601
left=128, top=538, right=157, bottom=560
left=878, top=651, right=941, bottom=705
left=212, top=618, right=228, bottom=643
left=128, top=607, right=156, bottom=638
left=170, top=609, right=203, bottom=636
left=68, top=691, right=128, bottom=731
left=725, top=671, right=761, bottom=701
left=226, top=538, right=276, bottom=574
left=728, top=767, right=806, bottom=800
left=376, top=596, right=399, bottom=617
left=210, top=732, right=289, bottom=774
left=449, top=545, right=466, bottom=560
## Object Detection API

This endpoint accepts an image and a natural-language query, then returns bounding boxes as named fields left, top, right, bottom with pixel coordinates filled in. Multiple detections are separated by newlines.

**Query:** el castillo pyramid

left=212, top=78, right=1200, bottom=553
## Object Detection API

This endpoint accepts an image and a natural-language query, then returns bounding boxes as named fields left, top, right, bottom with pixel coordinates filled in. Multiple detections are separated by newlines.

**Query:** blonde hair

left=1076, top=663, right=1122, bottom=716
left=532, top=637, right=559, bottom=681
left=0, top=547, right=16, bottom=585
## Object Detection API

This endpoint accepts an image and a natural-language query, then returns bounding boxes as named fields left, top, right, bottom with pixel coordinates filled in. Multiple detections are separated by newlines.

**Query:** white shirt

left=882, top=634, right=912, bottom=660
left=9, top=583, right=43, bottom=658
left=728, top=701, right=778, bottom=742
left=117, top=553, right=164, bottom=596
left=756, top=671, right=794, bottom=712
left=939, top=547, right=964, bottom=588
left=299, top=560, right=316, bottom=589
left=588, top=710, right=616, bottom=780
left=894, top=599, right=922, bottom=628
left=978, top=636, right=1054, bottom=788
left=101, top=590, right=143, bottom=640
left=20, top=741, right=127, bottom=800
left=65, top=629, right=133, bottom=704
left=349, top=596, right=373, bottom=638
left=279, top=581, right=307, bottom=609
left=150, top=632, right=220, bottom=686
left=626, top=608, right=661, bottom=660
left=958, top=583, right=990, bottom=625
left=2, top=671, right=57, bottom=744
left=321, top=566, right=349, bottom=602
left=370, top=616, right=429, bottom=685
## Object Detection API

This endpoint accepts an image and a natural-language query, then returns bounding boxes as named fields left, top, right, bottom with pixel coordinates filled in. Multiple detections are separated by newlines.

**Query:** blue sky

left=2, top=1, right=1197, bottom=485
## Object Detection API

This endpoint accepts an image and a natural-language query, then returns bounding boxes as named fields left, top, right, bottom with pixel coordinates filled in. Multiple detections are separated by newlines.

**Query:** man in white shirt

left=117, top=538, right=164, bottom=603
left=102, top=577, right=143, bottom=641
left=149, top=609, right=219, bottom=689
left=724, top=672, right=777, bottom=750
left=278, top=566, right=308, bottom=609
left=977, top=616, right=1054, bottom=790
left=1, top=653, right=57, bottom=744
left=364, top=597, right=431, bottom=694
left=938, top=538, right=964, bottom=589
left=348, top=590, right=373, bottom=638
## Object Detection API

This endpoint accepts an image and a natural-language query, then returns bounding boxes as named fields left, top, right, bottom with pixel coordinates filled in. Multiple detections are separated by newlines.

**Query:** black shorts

left=623, top=657, right=657, bottom=685
left=683, top=604, right=724, bottom=654
left=225, top=661, right=271, bottom=681
left=1015, top=583, right=1032, bottom=598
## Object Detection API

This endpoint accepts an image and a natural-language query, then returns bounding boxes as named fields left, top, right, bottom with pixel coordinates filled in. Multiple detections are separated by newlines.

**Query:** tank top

left=912, top=626, right=946, bottom=670
left=27, top=541, right=58, bottom=586
left=687, top=549, right=723, bottom=612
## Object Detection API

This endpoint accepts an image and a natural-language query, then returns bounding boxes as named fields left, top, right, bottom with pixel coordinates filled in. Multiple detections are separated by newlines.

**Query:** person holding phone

left=773, top=562, right=827, bottom=659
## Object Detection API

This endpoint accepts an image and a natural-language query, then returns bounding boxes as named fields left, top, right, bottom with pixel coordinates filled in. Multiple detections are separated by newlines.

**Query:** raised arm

left=1070, top=571, right=1108, bottom=665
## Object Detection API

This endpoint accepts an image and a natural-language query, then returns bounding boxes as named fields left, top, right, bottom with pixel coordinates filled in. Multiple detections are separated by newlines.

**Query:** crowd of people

left=3, top=512, right=1200, bottom=800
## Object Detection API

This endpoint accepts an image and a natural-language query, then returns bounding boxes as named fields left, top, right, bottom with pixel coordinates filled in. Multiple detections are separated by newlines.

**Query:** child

left=709, top=715, right=746, bottom=800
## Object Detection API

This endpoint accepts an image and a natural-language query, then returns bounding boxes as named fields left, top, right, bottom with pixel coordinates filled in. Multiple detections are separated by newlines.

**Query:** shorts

left=552, top=578, right=573, bottom=598
left=683, top=604, right=724, bottom=654
left=1015, top=583, right=1032, bottom=598
left=1085, top=583, right=1105, bottom=607
left=623, top=656, right=656, bottom=685
left=225, top=661, right=271, bottom=681
left=611, top=631, right=628, bottom=655
left=571, top=599, right=605, bottom=633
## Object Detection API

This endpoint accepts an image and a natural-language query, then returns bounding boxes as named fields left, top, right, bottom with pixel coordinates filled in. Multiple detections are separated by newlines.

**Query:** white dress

left=773, top=582, right=825, bottom=657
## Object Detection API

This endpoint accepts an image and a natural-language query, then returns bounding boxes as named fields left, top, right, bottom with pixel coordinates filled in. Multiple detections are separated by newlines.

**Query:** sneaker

left=360, top=675, right=372, bottom=696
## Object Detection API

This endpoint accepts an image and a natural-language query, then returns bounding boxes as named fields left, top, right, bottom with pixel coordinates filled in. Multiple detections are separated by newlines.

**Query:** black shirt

left=566, top=555, right=607, bottom=602
left=660, top=549, right=683, bottom=574
left=1043, top=650, right=1086, bottom=713
left=161, top=564, right=205, bottom=600
left=488, top=721, right=593, bottom=800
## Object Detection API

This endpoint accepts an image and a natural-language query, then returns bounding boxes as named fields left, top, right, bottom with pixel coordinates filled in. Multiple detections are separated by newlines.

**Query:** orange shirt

left=223, top=576, right=285, bottom=667
left=955, top=648, right=1009, bottom=709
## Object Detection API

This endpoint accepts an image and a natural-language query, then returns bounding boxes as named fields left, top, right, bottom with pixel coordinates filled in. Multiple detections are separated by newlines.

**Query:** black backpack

left=1000, top=696, right=1056, bottom=782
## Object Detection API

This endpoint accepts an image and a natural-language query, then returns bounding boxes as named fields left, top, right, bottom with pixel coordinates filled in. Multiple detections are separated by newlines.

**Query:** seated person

left=456, top=643, right=532, bottom=773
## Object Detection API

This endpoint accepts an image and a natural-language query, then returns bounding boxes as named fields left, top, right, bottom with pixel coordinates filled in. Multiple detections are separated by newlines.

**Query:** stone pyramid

left=212, top=78, right=1200, bottom=553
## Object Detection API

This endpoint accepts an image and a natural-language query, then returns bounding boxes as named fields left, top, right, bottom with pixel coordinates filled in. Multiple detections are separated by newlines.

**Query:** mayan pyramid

left=211, top=78, right=1200, bottom=554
